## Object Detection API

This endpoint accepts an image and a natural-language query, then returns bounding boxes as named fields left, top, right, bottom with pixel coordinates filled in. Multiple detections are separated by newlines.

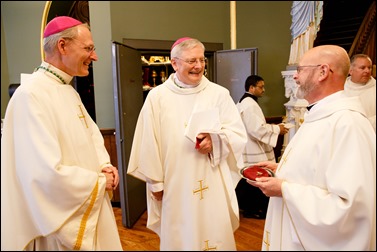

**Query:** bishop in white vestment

left=127, top=73, right=247, bottom=250
left=1, top=63, right=123, bottom=251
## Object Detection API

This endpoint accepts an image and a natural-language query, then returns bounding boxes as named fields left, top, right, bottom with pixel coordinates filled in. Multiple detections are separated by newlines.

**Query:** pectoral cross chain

left=78, top=105, right=88, bottom=128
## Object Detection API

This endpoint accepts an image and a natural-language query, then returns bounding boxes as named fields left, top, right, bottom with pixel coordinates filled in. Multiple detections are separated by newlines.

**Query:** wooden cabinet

left=141, top=55, right=173, bottom=100
left=101, top=128, right=120, bottom=206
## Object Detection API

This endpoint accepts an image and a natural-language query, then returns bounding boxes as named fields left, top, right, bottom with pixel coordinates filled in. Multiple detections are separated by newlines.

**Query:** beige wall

left=1, top=1, right=292, bottom=127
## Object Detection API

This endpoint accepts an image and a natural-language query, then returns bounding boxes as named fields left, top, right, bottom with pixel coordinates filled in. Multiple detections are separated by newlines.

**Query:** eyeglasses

left=296, top=64, right=321, bottom=73
left=66, top=37, right=96, bottom=54
left=256, top=85, right=265, bottom=90
left=296, top=64, right=334, bottom=74
left=174, top=57, right=207, bottom=65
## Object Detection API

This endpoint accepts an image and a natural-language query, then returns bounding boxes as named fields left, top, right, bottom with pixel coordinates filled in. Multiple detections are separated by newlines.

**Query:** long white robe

left=344, top=76, right=376, bottom=131
left=262, top=91, right=376, bottom=250
left=127, top=74, right=247, bottom=250
left=236, top=94, right=280, bottom=164
left=1, top=62, right=122, bottom=251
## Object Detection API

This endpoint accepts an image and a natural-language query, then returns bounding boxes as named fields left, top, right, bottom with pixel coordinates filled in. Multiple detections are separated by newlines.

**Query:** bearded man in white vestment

left=1, top=16, right=122, bottom=251
left=344, top=54, right=376, bottom=131
left=249, top=45, right=376, bottom=250
left=127, top=37, right=247, bottom=250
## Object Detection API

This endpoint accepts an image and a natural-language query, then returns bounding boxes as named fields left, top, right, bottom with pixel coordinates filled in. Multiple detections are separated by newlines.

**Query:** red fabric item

left=171, top=37, right=193, bottom=49
left=44, top=16, right=82, bottom=38
left=242, top=165, right=272, bottom=181
left=195, top=137, right=203, bottom=149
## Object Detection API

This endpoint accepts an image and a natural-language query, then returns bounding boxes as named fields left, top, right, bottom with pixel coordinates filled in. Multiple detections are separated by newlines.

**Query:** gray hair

left=350, top=54, right=372, bottom=66
left=170, top=38, right=205, bottom=59
left=43, top=23, right=90, bottom=54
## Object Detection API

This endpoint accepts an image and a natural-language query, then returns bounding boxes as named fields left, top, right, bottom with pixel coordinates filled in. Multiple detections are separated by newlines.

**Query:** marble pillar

left=280, top=69, right=308, bottom=157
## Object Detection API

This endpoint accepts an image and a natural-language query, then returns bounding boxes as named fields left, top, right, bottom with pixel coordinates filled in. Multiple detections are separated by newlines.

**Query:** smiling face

left=171, top=44, right=206, bottom=85
left=61, top=25, right=98, bottom=77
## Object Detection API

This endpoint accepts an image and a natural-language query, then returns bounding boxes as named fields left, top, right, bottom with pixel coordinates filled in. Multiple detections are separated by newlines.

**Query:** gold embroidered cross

left=203, top=240, right=217, bottom=251
left=193, top=180, right=208, bottom=200
left=78, top=105, right=88, bottom=128
left=263, top=230, right=270, bottom=251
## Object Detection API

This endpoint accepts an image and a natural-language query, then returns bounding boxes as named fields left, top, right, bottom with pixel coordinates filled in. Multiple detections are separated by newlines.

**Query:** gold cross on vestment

left=263, top=230, right=271, bottom=251
left=193, top=180, right=208, bottom=200
left=78, top=105, right=88, bottom=128
left=203, top=240, right=217, bottom=251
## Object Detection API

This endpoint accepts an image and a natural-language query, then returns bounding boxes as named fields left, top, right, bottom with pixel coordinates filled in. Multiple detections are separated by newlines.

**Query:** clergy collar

left=239, top=92, right=258, bottom=103
left=36, top=61, right=73, bottom=85
left=173, top=74, right=200, bottom=88
left=307, top=103, right=317, bottom=111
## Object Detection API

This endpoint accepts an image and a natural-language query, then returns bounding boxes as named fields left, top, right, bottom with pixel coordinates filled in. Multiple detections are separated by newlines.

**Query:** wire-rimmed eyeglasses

left=296, top=64, right=333, bottom=74
left=65, top=37, right=96, bottom=54
left=174, top=57, right=207, bottom=65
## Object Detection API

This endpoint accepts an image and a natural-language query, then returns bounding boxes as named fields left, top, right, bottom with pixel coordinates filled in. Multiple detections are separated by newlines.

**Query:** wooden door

left=215, top=48, right=258, bottom=103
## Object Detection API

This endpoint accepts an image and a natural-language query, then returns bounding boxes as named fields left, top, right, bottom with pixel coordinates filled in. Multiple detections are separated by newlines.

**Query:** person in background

left=1, top=16, right=122, bottom=251
left=127, top=37, right=247, bottom=250
left=235, top=75, right=288, bottom=219
left=249, top=45, right=375, bottom=250
left=344, top=54, right=376, bottom=131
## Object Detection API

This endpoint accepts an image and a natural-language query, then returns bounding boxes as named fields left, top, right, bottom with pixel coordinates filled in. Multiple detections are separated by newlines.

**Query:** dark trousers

left=235, top=178, right=269, bottom=215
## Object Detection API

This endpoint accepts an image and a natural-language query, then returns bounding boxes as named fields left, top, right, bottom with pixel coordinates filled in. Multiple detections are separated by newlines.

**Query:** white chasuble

left=1, top=63, right=122, bottom=250
left=344, top=76, right=376, bottom=131
left=127, top=74, right=247, bottom=250
left=262, top=92, right=376, bottom=250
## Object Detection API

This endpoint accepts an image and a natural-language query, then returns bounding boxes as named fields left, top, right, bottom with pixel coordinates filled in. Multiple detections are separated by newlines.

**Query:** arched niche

left=40, top=1, right=96, bottom=121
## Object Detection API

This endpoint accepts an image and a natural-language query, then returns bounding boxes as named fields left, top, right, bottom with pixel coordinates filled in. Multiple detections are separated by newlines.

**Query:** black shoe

left=243, top=210, right=266, bottom=219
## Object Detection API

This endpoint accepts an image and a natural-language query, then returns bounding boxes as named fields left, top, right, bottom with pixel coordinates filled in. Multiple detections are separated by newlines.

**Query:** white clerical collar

left=36, top=61, right=73, bottom=85
left=173, top=74, right=200, bottom=88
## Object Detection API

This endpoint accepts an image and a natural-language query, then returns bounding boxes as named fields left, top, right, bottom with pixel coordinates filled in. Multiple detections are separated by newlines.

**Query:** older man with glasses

left=249, top=45, right=375, bottom=251
left=127, top=37, right=247, bottom=250
left=1, top=16, right=122, bottom=251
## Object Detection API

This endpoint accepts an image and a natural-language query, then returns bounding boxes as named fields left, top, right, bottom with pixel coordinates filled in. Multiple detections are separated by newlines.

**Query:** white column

left=280, top=70, right=308, bottom=155
left=230, top=1, right=237, bottom=50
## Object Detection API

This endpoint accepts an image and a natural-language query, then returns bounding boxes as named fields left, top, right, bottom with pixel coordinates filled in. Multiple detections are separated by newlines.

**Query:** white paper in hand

left=282, top=122, right=295, bottom=129
left=184, top=107, right=221, bottom=143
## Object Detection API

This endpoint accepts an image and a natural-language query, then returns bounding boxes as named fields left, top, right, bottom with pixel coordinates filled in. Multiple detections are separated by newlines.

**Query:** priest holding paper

left=127, top=37, right=247, bottom=250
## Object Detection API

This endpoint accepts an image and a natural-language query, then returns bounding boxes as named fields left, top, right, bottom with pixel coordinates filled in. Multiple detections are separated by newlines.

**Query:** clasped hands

left=101, top=166, right=119, bottom=191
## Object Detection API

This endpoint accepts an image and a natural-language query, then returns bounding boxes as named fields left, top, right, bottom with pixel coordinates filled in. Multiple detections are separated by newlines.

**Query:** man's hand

left=254, top=160, right=278, bottom=173
left=195, top=133, right=212, bottom=155
left=247, top=177, right=283, bottom=197
left=102, top=166, right=119, bottom=190
left=152, top=190, right=164, bottom=201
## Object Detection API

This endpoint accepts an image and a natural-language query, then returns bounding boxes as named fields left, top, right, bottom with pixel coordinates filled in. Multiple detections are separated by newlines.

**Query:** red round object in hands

left=240, top=165, right=274, bottom=181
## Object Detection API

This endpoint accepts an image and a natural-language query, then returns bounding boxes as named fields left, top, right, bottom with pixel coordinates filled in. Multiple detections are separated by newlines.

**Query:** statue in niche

left=288, top=1, right=323, bottom=66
